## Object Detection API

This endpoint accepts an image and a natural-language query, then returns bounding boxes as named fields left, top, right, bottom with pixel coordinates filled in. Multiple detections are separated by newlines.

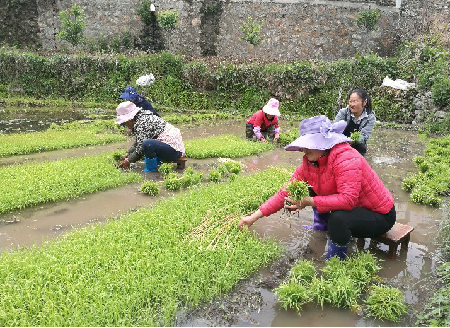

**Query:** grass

left=0, top=120, right=126, bottom=157
left=365, top=285, right=408, bottom=322
left=286, top=180, right=309, bottom=200
left=0, top=167, right=290, bottom=326
left=185, top=134, right=273, bottom=159
left=0, top=152, right=141, bottom=215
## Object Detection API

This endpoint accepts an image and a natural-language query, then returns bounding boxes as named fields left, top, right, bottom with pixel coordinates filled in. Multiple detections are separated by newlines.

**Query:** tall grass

left=0, top=167, right=290, bottom=326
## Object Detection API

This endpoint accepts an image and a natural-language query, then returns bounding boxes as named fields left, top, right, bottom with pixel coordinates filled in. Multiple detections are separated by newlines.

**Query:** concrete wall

left=1, top=0, right=449, bottom=61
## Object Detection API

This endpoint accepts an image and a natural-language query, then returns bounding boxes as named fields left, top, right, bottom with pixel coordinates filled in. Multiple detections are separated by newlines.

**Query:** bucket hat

left=262, top=98, right=281, bottom=116
left=115, top=101, right=141, bottom=124
left=119, top=86, right=140, bottom=102
left=284, top=115, right=352, bottom=151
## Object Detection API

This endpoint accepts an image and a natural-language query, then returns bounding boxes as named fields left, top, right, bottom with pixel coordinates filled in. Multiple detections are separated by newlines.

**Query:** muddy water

left=0, top=119, right=443, bottom=326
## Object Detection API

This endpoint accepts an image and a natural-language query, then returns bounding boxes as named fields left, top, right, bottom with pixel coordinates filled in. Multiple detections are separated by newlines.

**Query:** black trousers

left=327, top=205, right=396, bottom=245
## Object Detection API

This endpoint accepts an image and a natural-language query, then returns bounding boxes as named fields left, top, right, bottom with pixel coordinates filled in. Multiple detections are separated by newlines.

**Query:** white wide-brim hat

left=284, top=115, right=352, bottom=151
left=262, top=98, right=281, bottom=116
left=115, top=101, right=141, bottom=124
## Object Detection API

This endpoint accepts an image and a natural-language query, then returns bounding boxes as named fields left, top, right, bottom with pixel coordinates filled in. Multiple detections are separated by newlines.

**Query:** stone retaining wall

left=1, top=0, right=449, bottom=60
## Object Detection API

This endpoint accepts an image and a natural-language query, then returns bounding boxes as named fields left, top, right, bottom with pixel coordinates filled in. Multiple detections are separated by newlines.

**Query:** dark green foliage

left=431, top=75, right=450, bottom=106
left=355, top=9, right=381, bottom=31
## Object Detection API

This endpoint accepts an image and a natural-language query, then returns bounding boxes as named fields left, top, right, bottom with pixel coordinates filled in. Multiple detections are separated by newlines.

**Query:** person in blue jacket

left=120, top=86, right=160, bottom=117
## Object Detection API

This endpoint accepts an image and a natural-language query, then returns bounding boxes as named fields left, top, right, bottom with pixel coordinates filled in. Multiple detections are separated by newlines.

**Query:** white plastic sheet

left=381, top=76, right=415, bottom=90
left=136, top=74, right=155, bottom=86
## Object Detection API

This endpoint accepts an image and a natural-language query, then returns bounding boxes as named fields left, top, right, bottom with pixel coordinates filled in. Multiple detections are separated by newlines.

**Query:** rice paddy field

left=0, top=109, right=448, bottom=326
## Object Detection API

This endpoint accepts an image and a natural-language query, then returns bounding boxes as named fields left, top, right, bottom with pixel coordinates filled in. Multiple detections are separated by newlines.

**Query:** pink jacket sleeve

left=313, top=155, right=362, bottom=212
left=259, top=165, right=305, bottom=216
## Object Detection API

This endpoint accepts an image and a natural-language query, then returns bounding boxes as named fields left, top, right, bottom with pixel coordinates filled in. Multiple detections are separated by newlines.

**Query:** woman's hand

left=260, top=138, right=268, bottom=143
left=284, top=196, right=314, bottom=214
left=120, top=153, right=129, bottom=161
left=118, top=158, right=130, bottom=169
left=238, top=209, right=264, bottom=230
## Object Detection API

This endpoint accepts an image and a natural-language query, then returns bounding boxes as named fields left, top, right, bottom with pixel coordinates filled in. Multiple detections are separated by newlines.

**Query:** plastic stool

left=143, top=156, right=161, bottom=172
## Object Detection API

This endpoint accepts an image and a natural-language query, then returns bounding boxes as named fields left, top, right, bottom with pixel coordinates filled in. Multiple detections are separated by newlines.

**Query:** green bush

left=57, top=4, right=86, bottom=47
left=431, top=75, right=450, bottom=106
left=157, top=10, right=178, bottom=30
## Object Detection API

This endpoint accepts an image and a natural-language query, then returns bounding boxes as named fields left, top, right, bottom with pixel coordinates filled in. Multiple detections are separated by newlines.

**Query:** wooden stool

left=175, top=156, right=187, bottom=170
left=358, top=223, right=414, bottom=259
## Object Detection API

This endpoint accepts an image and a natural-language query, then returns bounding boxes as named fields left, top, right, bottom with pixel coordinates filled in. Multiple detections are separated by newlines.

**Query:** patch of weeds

left=364, top=285, right=408, bottom=322
left=140, top=180, right=160, bottom=196
left=185, top=134, right=273, bottom=159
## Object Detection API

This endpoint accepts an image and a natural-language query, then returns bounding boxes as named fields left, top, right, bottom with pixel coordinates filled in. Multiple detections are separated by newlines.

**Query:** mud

left=0, top=117, right=445, bottom=326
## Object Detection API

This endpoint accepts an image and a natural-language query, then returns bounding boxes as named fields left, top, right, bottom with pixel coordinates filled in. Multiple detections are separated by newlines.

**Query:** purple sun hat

left=284, top=115, right=352, bottom=151
left=119, top=86, right=140, bottom=102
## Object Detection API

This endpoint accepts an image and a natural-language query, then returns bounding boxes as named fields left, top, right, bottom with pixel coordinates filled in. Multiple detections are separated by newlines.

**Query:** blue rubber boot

left=143, top=156, right=160, bottom=172
left=325, top=240, right=348, bottom=260
left=300, top=208, right=329, bottom=231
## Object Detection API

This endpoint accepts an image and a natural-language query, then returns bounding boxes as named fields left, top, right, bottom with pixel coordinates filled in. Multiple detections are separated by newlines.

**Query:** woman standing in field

left=238, top=115, right=395, bottom=259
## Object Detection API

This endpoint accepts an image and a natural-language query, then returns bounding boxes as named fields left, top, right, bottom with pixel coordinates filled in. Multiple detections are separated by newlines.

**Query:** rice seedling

left=275, top=252, right=383, bottom=315
left=278, top=127, right=299, bottom=147
left=164, top=172, right=183, bottom=191
left=0, top=152, right=141, bottom=215
left=286, top=180, right=310, bottom=200
left=350, top=131, right=362, bottom=142
left=158, top=162, right=175, bottom=176
left=140, top=180, right=160, bottom=196
left=180, top=167, right=203, bottom=187
left=402, top=136, right=449, bottom=207
left=184, top=210, right=243, bottom=251
left=185, top=134, right=273, bottom=159
left=274, top=282, right=312, bottom=312
left=364, top=285, right=408, bottom=322
left=0, top=167, right=289, bottom=326
left=0, top=120, right=127, bottom=157
left=208, top=169, right=222, bottom=182
left=287, top=259, right=316, bottom=284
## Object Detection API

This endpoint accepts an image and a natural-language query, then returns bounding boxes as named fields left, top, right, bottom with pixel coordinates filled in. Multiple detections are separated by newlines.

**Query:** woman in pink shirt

left=239, top=115, right=396, bottom=260
left=246, top=98, right=281, bottom=143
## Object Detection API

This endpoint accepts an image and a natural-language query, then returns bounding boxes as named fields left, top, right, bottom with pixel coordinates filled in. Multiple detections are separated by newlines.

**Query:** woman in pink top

left=239, top=115, right=396, bottom=259
left=246, top=98, right=281, bottom=143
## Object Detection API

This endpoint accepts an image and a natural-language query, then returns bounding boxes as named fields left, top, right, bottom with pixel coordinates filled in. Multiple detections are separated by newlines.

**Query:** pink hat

left=262, top=98, right=280, bottom=116
left=115, top=101, right=141, bottom=124
left=284, top=115, right=352, bottom=151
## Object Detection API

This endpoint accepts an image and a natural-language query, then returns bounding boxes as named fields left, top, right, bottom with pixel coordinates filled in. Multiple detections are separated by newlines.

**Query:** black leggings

left=327, top=205, right=396, bottom=245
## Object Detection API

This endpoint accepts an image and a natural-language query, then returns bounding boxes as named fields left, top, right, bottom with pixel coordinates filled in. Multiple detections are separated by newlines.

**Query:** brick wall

left=1, top=0, right=448, bottom=61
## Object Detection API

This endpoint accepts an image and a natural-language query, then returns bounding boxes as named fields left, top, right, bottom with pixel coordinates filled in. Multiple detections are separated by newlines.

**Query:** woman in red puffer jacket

left=239, top=115, right=396, bottom=260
